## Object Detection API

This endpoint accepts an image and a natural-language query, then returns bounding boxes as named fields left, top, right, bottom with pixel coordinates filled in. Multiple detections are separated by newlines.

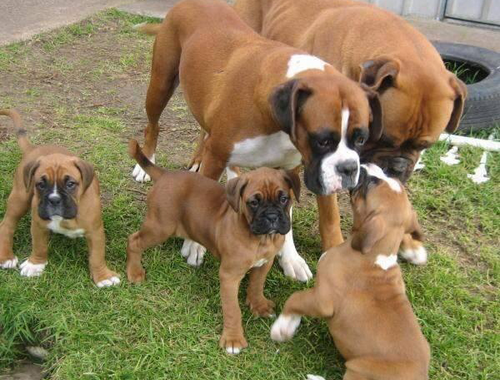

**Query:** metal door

left=444, top=0, right=500, bottom=26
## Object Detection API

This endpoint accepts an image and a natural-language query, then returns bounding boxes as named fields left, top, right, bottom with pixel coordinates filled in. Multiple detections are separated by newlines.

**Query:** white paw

left=0, top=257, right=19, bottom=269
left=306, top=375, right=326, bottom=380
left=399, top=245, right=427, bottom=265
left=181, top=239, right=206, bottom=267
left=189, top=163, right=201, bottom=172
left=19, top=260, right=47, bottom=277
left=270, top=314, right=301, bottom=342
left=96, top=276, right=121, bottom=288
left=132, top=154, right=155, bottom=182
left=225, top=346, right=241, bottom=355
left=279, top=248, right=312, bottom=282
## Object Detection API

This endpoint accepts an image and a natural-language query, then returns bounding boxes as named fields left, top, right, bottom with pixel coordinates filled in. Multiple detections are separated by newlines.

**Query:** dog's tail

left=0, top=109, right=32, bottom=153
left=134, top=22, right=161, bottom=36
left=128, top=139, right=164, bottom=182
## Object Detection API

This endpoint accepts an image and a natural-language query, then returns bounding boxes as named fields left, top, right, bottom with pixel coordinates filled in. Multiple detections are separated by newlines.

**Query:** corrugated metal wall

left=358, top=0, right=500, bottom=25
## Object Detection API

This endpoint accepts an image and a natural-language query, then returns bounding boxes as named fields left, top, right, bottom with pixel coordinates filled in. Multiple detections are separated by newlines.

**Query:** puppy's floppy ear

left=361, top=85, right=384, bottom=143
left=23, top=160, right=40, bottom=192
left=74, top=159, right=95, bottom=193
left=446, top=75, right=468, bottom=133
left=351, top=213, right=386, bottom=253
left=359, top=57, right=400, bottom=94
left=226, top=177, right=249, bottom=212
left=269, top=79, right=312, bottom=141
left=282, top=169, right=301, bottom=202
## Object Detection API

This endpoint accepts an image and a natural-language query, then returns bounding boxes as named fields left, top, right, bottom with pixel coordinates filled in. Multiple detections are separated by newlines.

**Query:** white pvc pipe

left=439, top=133, right=500, bottom=152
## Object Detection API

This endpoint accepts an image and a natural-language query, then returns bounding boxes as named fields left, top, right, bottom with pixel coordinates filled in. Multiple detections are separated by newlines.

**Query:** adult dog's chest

left=228, top=131, right=301, bottom=170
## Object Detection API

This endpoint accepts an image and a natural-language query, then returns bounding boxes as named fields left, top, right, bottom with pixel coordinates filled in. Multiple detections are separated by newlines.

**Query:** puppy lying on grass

left=127, top=139, right=300, bottom=354
left=271, top=164, right=430, bottom=380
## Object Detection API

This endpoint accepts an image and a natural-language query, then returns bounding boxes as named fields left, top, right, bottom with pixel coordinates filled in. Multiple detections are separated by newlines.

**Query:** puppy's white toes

left=1, top=257, right=19, bottom=269
left=400, top=245, right=428, bottom=265
left=19, top=260, right=47, bottom=277
left=132, top=164, right=151, bottom=183
left=225, top=346, right=241, bottom=355
left=279, top=254, right=313, bottom=282
left=182, top=239, right=206, bottom=267
left=270, top=314, right=301, bottom=342
left=189, top=163, right=200, bottom=172
left=96, top=276, right=121, bottom=288
left=306, top=375, right=326, bottom=380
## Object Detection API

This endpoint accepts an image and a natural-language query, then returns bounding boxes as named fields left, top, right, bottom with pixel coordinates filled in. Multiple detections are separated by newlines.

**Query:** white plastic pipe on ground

left=439, top=134, right=500, bottom=151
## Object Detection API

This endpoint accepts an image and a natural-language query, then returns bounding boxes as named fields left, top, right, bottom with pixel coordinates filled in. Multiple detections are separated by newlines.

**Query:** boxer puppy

left=127, top=139, right=300, bottom=354
left=132, top=0, right=383, bottom=281
left=271, top=164, right=430, bottom=379
left=0, top=109, right=119, bottom=287
left=231, top=0, right=464, bottom=259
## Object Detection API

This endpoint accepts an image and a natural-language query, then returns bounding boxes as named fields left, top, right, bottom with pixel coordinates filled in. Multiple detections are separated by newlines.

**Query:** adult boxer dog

left=270, top=164, right=430, bottom=380
left=223, top=0, right=466, bottom=261
left=131, top=0, right=383, bottom=281
left=0, top=109, right=119, bottom=287
left=127, top=139, right=300, bottom=354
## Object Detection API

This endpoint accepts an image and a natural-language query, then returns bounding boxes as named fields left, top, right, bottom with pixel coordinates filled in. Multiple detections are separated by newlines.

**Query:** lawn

left=0, top=10, right=499, bottom=380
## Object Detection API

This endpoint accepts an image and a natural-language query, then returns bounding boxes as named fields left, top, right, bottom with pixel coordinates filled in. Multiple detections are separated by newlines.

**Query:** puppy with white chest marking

left=126, top=140, right=300, bottom=354
left=132, top=0, right=383, bottom=281
left=0, top=109, right=119, bottom=287
left=271, top=165, right=430, bottom=380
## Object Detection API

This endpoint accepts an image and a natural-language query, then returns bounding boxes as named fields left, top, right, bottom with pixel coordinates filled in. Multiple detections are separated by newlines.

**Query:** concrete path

left=0, top=0, right=133, bottom=45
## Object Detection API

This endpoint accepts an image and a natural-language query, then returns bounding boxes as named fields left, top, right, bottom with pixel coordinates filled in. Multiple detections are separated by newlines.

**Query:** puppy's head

left=269, top=72, right=382, bottom=195
left=23, top=154, right=95, bottom=221
left=226, top=168, right=300, bottom=235
left=349, top=164, right=422, bottom=254
left=358, top=56, right=467, bottom=182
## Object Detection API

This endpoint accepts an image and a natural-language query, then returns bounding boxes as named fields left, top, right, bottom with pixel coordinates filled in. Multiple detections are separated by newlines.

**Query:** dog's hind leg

left=133, top=22, right=181, bottom=182
left=127, top=220, right=173, bottom=283
left=0, top=188, right=30, bottom=269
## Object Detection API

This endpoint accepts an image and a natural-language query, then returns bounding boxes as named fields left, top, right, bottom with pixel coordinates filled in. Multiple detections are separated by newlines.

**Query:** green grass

left=1, top=10, right=499, bottom=380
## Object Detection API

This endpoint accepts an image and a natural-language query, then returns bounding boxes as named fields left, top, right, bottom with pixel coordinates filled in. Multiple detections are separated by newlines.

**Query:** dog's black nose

left=48, top=194, right=62, bottom=206
left=336, top=160, right=358, bottom=178
left=265, top=213, right=279, bottom=223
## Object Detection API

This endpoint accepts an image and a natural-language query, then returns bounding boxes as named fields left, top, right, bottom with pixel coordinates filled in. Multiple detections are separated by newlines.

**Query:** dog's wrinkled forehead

left=34, top=155, right=81, bottom=182
left=242, top=168, right=291, bottom=199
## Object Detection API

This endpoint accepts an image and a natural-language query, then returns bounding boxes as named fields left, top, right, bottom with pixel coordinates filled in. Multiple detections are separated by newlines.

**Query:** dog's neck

left=363, top=233, right=405, bottom=271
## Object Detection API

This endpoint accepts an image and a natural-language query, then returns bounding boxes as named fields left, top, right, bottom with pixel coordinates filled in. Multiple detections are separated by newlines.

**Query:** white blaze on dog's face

left=269, top=55, right=382, bottom=195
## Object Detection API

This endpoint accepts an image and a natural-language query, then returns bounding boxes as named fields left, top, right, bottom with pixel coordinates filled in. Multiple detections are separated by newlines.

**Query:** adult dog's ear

left=226, top=177, right=249, bottom=212
left=283, top=169, right=301, bottom=202
left=269, top=79, right=312, bottom=141
left=361, top=85, right=384, bottom=142
left=351, top=213, right=386, bottom=253
left=446, top=76, right=468, bottom=133
left=359, top=57, right=400, bottom=94
left=74, top=159, right=95, bottom=193
left=23, top=160, right=40, bottom=192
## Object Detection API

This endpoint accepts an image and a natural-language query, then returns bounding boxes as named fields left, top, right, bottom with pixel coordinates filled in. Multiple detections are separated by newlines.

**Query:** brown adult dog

left=0, top=109, right=119, bottom=287
left=131, top=0, right=383, bottom=282
left=271, top=164, right=430, bottom=380
left=127, top=139, right=300, bottom=354
left=228, top=0, right=466, bottom=261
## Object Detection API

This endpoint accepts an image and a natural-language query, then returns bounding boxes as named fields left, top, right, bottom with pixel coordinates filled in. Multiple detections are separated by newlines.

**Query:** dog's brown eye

left=248, top=199, right=259, bottom=208
left=66, top=181, right=77, bottom=190
left=280, top=195, right=288, bottom=204
left=317, top=139, right=332, bottom=149
left=355, top=136, right=366, bottom=147
left=36, top=181, right=46, bottom=190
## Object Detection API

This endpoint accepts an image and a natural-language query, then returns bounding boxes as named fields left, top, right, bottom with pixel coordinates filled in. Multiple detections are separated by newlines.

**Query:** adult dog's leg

left=317, top=194, right=343, bottom=251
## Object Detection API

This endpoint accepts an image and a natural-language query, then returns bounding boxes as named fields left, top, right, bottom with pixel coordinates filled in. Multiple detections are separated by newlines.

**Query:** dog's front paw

left=246, top=297, right=275, bottom=317
left=127, top=265, right=146, bottom=283
left=132, top=154, right=155, bottom=183
left=399, top=243, right=427, bottom=265
left=19, top=260, right=47, bottom=277
left=279, top=250, right=312, bottom=282
left=270, top=314, right=301, bottom=342
left=220, top=331, right=248, bottom=355
left=95, top=271, right=121, bottom=288
left=181, top=239, right=206, bottom=267
left=0, top=256, right=19, bottom=269
left=306, top=375, right=326, bottom=380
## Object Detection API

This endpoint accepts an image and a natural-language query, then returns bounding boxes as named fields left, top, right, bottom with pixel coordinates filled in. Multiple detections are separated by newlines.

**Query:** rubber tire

left=433, top=41, right=500, bottom=132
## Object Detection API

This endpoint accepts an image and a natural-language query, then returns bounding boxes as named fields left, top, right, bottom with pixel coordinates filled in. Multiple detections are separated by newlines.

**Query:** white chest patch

left=286, top=54, right=328, bottom=78
left=47, top=216, right=85, bottom=239
left=375, top=254, right=398, bottom=270
left=362, top=163, right=402, bottom=192
left=228, top=131, right=301, bottom=170
left=252, top=258, right=269, bottom=268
